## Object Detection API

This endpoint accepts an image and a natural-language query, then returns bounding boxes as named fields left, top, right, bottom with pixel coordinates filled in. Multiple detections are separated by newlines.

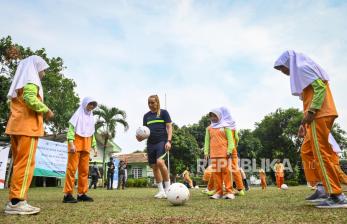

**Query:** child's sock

left=164, top=181, right=170, bottom=191
left=11, top=198, right=21, bottom=205
left=157, top=182, right=164, bottom=192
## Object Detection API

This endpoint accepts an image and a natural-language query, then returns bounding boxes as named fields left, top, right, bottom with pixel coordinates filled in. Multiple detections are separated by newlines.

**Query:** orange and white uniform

left=204, top=107, right=238, bottom=196
left=300, top=82, right=342, bottom=194
left=5, top=55, right=50, bottom=201
left=274, top=162, right=284, bottom=188
left=63, top=97, right=97, bottom=195
left=274, top=50, right=344, bottom=195
left=259, top=169, right=267, bottom=190
left=182, top=170, right=193, bottom=188
left=203, top=165, right=216, bottom=191
left=205, top=126, right=233, bottom=196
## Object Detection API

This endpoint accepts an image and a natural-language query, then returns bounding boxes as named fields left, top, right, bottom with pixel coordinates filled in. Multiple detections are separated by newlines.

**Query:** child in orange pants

left=204, top=107, right=237, bottom=200
left=231, top=149, right=245, bottom=195
left=259, top=169, right=267, bottom=190
left=274, top=159, right=284, bottom=189
left=63, top=97, right=98, bottom=203
left=182, top=168, right=194, bottom=188
left=275, top=50, right=347, bottom=208
left=202, top=165, right=216, bottom=195
left=4, top=52, right=54, bottom=215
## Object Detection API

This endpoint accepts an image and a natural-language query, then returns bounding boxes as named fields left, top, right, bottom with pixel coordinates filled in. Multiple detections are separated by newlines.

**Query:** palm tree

left=94, top=104, right=129, bottom=186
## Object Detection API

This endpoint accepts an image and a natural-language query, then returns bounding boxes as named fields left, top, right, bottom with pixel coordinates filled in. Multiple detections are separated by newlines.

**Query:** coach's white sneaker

left=4, top=201, right=40, bottom=215
left=154, top=191, right=167, bottom=199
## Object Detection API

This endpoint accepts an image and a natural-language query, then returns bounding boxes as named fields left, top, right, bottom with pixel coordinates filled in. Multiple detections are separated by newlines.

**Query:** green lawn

left=0, top=186, right=346, bottom=224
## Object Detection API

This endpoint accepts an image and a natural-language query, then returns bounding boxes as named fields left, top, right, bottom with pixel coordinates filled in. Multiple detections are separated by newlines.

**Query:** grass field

left=0, top=186, right=346, bottom=224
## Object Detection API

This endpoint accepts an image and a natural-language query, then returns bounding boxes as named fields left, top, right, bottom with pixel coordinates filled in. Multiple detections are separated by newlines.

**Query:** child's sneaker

left=210, top=193, right=223, bottom=199
left=154, top=191, right=167, bottom=199
left=305, top=189, right=328, bottom=203
left=223, top=193, right=235, bottom=200
left=77, top=194, right=94, bottom=202
left=63, top=194, right=78, bottom=203
left=4, top=201, right=40, bottom=215
left=316, top=194, right=347, bottom=209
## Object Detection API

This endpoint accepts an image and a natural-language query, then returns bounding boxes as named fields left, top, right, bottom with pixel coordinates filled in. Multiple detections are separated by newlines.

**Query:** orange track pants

left=211, top=158, right=233, bottom=195
left=63, top=151, right=90, bottom=194
left=9, top=135, right=38, bottom=200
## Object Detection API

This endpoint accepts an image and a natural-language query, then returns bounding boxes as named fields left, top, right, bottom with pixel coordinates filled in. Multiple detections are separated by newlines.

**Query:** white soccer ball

left=136, top=126, right=150, bottom=139
left=281, top=184, right=289, bottom=190
left=167, top=183, right=190, bottom=206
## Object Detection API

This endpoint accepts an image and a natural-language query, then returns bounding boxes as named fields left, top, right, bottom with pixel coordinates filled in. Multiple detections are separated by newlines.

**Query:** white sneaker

left=154, top=191, right=167, bottom=199
left=223, top=193, right=235, bottom=200
left=210, top=193, right=223, bottom=199
left=4, top=201, right=40, bottom=215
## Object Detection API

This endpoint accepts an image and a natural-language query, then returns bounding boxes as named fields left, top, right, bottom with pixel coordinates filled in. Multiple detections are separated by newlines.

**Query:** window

left=132, top=167, right=143, bottom=179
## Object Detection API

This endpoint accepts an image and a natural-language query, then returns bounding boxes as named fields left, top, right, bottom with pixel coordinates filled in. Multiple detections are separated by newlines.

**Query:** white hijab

left=69, top=97, right=97, bottom=137
left=274, top=50, right=330, bottom=96
left=7, top=55, right=49, bottom=99
left=210, top=107, right=237, bottom=130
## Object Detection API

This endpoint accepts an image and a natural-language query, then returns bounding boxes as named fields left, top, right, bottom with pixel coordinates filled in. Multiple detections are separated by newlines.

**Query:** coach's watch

left=167, top=140, right=172, bottom=143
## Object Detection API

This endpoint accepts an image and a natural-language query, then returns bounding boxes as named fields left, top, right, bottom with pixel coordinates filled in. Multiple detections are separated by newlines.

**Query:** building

left=114, top=152, right=153, bottom=179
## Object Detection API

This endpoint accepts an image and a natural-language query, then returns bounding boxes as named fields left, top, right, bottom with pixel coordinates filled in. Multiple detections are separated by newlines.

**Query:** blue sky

left=1, top=0, right=347, bottom=152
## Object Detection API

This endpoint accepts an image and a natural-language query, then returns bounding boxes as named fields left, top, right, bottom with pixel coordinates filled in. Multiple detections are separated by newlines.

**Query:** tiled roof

left=116, top=152, right=148, bottom=164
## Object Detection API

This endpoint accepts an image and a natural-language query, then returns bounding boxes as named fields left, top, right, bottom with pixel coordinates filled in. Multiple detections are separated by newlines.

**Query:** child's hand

left=204, top=155, right=209, bottom=161
left=298, top=124, right=306, bottom=138
left=69, top=143, right=76, bottom=153
left=93, top=148, right=98, bottom=157
left=45, top=109, right=54, bottom=120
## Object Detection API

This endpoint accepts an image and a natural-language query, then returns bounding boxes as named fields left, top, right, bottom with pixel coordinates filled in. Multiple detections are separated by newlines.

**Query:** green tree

left=253, top=108, right=306, bottom=183
left=0, top=76, right=10, bottom=139
left=182, top=114, right=210, bottom=150
left=331, top=123, right=347, bottom=150
left=94, top=104, right=129, bottom=185
left=41, top=73, right=79, bottom=134
left=0, top=36, right=79, bottom=137
left=237, top=129, right=262, bottom=159
left=170, top=124, right=200, bottom=179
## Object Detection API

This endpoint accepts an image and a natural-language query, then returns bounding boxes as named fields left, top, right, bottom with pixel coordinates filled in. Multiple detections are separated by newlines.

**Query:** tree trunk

left=102, top=136, right=108, bottom=187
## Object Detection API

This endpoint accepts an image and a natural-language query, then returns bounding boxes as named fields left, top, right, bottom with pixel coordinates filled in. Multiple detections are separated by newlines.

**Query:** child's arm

left=92, top=134, right=97, bottom=156
left=301, top=79, right=326, bottom=126
left=310, top=79, right=326, bottom=111
left=225, top=128, right=236, bottom=155
left=234, top=130, right=240, bottom=146
left=23, top=83, right=49, bottom=113
left=204, top=128, right=210, bottom=157
left=92, top=135, right=97, bottom=148
left=66, top=123, right=76, bottom=152
left=67, top=123, right=75, bottom=143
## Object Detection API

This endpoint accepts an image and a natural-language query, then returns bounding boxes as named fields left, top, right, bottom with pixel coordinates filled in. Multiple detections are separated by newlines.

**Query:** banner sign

left=113, top=158, right=119, bottom=189
left=34, top=139, right=68, bottom=178
left=0, top=146, right=10, bottom=189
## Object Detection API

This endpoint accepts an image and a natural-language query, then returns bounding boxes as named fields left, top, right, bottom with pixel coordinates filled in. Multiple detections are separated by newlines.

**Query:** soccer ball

left=281, top=184, right=289, bottom=190
left=136, top=126, right=150, bottom=139
left=167, top=183, right=190, bottom=206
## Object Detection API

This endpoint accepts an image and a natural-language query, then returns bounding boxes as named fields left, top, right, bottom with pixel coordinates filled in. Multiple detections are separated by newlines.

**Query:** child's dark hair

left=148, top=95, right=161, bottom=117
left=4, top=46, right=21, bottom=60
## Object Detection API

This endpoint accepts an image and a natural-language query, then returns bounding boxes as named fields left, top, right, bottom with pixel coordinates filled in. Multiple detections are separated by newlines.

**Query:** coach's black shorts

left=147, top=141, right=166, bottom=165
